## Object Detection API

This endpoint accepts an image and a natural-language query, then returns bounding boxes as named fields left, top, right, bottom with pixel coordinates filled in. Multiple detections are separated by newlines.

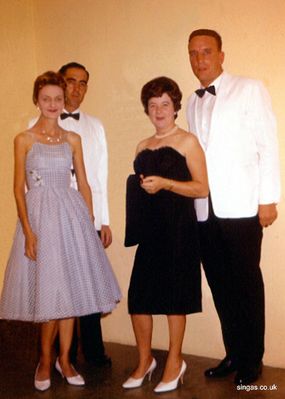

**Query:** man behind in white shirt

left=58, top=62, right=112, bottom=367
left=186, top=29, right=280, bottom=385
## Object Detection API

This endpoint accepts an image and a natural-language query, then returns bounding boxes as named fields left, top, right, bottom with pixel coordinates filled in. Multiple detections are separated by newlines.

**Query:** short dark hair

left=58, top=62, right=89, bottom=82
left=141, top=76, right=182, bottom=118
left=189, top=29, right=222, bottom=51
left=33, top=71, right=66, bottom=105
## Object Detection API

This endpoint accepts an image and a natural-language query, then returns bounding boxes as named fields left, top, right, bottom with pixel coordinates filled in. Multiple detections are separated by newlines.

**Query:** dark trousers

left=71, top=229, right=105, bottom=361
left=199, top=205, right=264, bottom=369
left=78, top=313, right=105, bottom=361
left=55, top=312, right=105, bottom=362
left=58, top=230, right=106, bottom=362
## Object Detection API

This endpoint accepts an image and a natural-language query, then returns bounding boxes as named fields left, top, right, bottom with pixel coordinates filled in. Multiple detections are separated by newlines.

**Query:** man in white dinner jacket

left=186, top=29, right=280, bottom=385
left=29, top=62, right=112, bottom=367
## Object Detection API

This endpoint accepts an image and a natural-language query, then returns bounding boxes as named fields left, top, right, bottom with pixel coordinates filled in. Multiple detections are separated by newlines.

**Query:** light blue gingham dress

left=0, top=142, right=121, bottom=322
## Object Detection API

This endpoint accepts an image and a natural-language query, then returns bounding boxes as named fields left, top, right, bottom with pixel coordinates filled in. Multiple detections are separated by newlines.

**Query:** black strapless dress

left=126, top=147, right=201, bottom=315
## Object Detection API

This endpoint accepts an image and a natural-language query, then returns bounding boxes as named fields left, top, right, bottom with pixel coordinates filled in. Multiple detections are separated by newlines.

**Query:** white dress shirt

left=29, top=110, right=109, bottom=230
left=196, top=74, right=222, bottom=149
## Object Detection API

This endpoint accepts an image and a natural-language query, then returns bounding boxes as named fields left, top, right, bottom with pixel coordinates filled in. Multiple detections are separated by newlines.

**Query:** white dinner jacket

left=186, top=72, right=280, bottom=221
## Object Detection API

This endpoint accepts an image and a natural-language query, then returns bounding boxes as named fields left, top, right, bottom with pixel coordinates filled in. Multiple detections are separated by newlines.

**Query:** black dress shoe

left=234, top=362, right=262, bottom=385
left=205, top=357, right=237, bottom=378
left=85, top=355, right=112, bottom=368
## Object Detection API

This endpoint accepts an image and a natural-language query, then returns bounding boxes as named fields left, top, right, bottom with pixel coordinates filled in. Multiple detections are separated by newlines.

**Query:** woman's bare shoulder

left=176, top=128, right=199, bottom=146
left=65, top=130, right=81, bottom=148
left=14, top=130, right=34, bottom=146
left=173, top=130, right=203, bottom=160
left=177, top=128, right=197, bottom=139
left=136, top=136, right=153, bottom=154
left=64, top=129, right=79, bottom=140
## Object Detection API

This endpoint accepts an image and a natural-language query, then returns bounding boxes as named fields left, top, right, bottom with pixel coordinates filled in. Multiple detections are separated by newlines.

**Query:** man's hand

left=258, top=204, right=278, bottom=227
left=100, top=225, right=112, bottom=248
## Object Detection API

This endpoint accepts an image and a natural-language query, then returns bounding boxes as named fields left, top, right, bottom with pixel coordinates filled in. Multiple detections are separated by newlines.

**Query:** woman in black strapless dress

left=123, top=77, right=209, bottom=393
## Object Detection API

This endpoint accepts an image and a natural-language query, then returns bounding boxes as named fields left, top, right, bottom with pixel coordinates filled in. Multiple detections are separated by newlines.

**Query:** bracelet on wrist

left=167, top=179, right=174, bottom=191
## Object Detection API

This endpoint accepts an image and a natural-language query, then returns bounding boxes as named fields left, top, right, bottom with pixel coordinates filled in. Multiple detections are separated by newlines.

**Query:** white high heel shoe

left=55, top=357, right=85, bottom=386
left=34, top=363, right=51, bottom=391
left=154, top=360, right=187, bottom=393
left=122, top=358, right=157, bottom=389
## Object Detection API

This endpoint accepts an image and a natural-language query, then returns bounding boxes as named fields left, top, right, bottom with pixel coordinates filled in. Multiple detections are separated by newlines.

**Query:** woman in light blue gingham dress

left=0, top=71, right=121, bottom=391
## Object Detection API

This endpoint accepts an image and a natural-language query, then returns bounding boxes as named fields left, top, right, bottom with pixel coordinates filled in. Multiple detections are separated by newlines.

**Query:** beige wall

left=0, top=0, right=36, bottom=273
left=1, top=0, right=285, bottom=368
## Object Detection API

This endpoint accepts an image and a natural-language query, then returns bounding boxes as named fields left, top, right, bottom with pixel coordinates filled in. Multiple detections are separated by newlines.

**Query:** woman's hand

left=140, top=175, right=170, bottom=194
left=24, top=231, right=37, bottom=261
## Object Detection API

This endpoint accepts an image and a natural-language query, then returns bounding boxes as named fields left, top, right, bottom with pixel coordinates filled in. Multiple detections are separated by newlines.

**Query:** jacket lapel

left=207, top=72, right=232, bottom=149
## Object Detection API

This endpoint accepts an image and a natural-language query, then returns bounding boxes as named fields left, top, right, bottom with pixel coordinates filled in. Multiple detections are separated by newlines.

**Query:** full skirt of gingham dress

left=0, top=142, right=121, bottom=322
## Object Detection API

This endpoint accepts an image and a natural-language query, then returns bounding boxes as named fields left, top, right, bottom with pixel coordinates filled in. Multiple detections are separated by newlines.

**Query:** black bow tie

left=195, top=85, right=216, bottom=98
left=60, top=112, right=80, bottom=120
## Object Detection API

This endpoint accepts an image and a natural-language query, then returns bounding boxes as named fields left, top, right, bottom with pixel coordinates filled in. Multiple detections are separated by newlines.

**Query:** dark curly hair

left=33, top=71, right=66, bottom=105
left=141, top=76, right=182, bottom=118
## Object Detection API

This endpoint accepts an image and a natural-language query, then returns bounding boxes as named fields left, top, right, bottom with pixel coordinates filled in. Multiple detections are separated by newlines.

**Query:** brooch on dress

left=29, top=170, right=44, bottom=186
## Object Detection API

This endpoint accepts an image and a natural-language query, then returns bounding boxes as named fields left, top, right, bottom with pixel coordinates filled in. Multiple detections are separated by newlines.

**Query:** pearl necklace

left=154, top=125, right=178, bottom=139
left=41, top=129, right=63, bottom=143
